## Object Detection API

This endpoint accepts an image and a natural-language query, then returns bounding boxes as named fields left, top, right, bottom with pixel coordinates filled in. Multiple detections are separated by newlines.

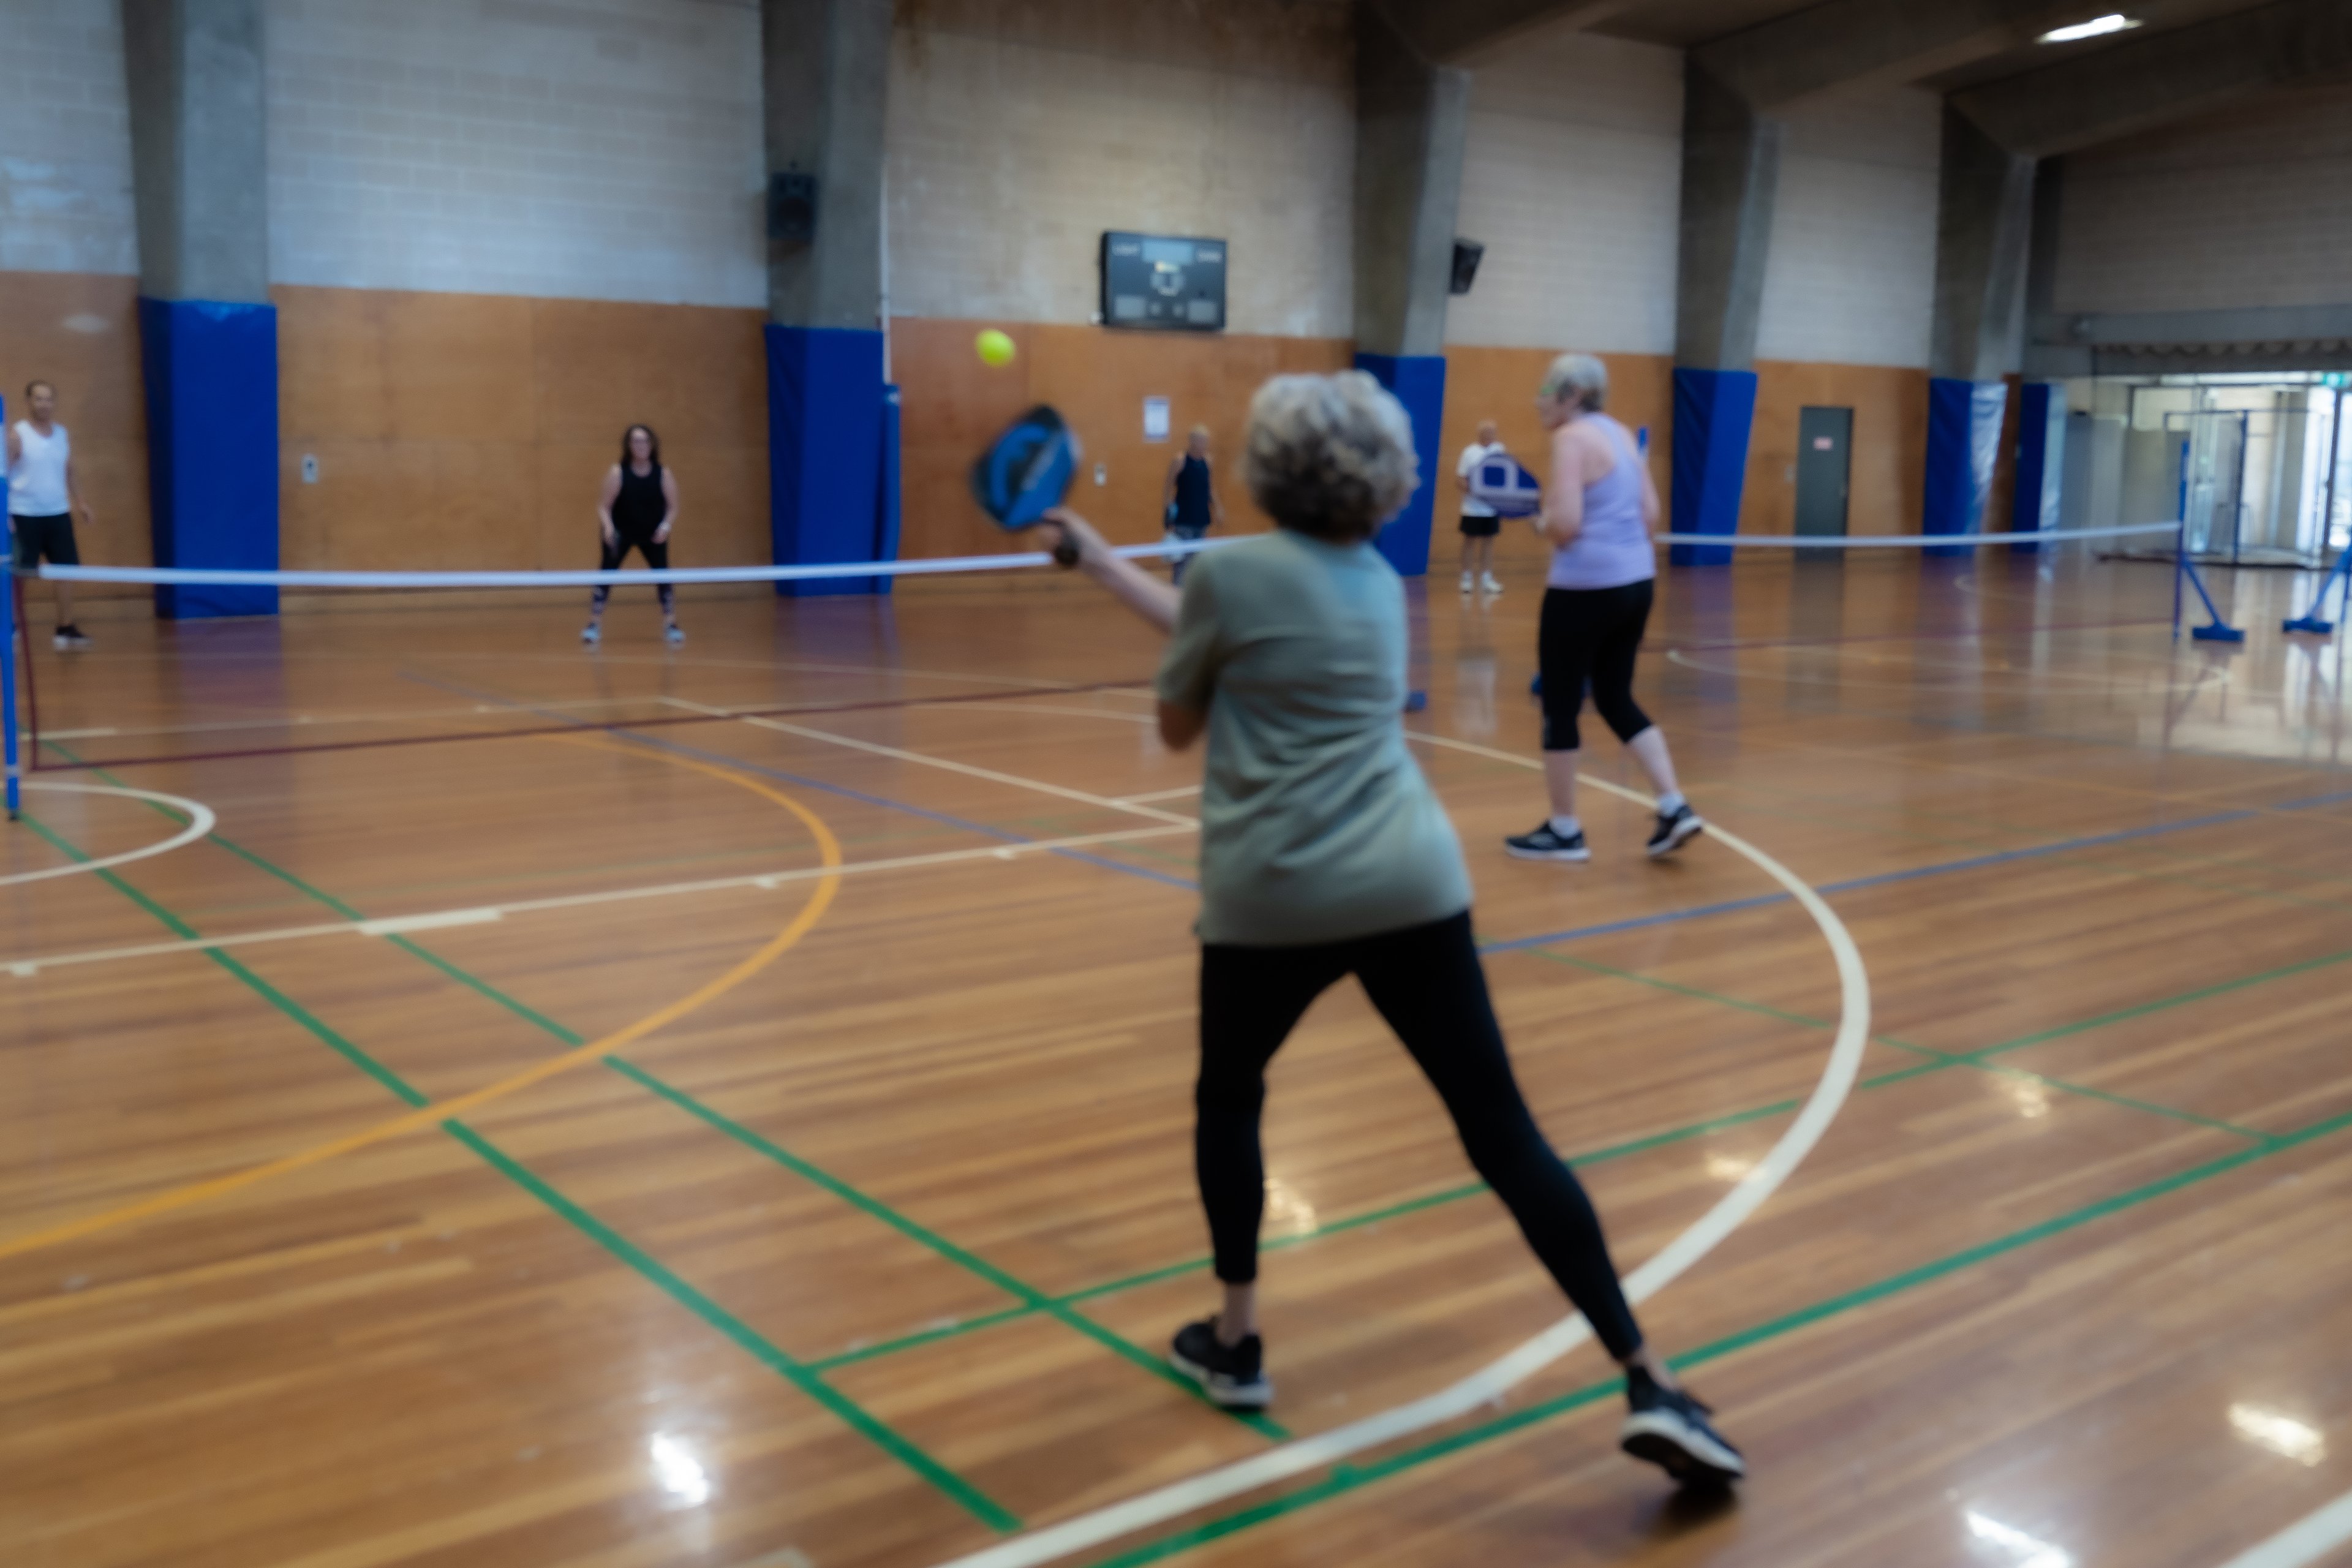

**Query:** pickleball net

left=2, top=521, right=2207, bottom=810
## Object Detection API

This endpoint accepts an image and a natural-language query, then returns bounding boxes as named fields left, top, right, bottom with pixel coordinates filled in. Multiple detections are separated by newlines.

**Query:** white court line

left=1118, top=785, right=1202, bottom=804
left=2211, top=1489, right=2352, bottom=1568
left=657, top=698, right=1200, bottom=827
left=924, top=731, right=1871, bottom=1568
left=0, top=825, right=1196, bottom=978
left=924, top=700, right=1155, bottom=725
left=3, top=783, right=218, bottom=888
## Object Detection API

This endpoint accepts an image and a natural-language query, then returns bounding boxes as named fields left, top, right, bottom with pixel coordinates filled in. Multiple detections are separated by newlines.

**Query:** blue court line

left=2272, top=786, right=2352, bottom=811
left=1480, top=809, right=2266, bottom=956
left=401, top=669, right=1201, bottom=894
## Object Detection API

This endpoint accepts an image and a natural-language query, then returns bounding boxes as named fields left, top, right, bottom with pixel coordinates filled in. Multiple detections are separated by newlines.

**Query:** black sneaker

left=1621, top=1367, right=1744, bottom=1486
left=1168, top=1319, right=1273, bottom=1409
left=53, top=625, right=91, bottom=650
left=1506, top=821, right=1590, bottom=863
left=1646, top=802, right=1704, bottom=859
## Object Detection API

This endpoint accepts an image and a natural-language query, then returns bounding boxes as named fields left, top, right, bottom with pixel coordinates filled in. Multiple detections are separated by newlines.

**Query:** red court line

left=28, top=677, right=1154, bottom=774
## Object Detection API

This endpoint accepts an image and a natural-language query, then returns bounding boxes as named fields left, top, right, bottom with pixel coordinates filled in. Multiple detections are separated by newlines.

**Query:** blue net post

left=2, top=560, right=17, bottom=820
left=2172, top=522, right=2186, bottom=643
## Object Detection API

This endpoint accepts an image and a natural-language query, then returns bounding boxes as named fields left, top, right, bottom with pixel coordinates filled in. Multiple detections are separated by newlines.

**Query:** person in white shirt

left=6, top=380, right=94, bottom=650
left=1454, top=419, right=1505, bottom=595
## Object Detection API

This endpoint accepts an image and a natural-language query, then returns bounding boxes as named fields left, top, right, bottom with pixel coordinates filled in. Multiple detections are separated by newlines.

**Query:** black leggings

left=592, top=530, right=674, bottom=614
left=1538, top=581, right=1654, bottom=752
left=1196, top=910, right=1645, bottom=1361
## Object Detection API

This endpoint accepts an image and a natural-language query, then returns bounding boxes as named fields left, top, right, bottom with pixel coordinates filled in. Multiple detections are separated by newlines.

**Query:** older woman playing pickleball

left=1033, top=370, right=1742, bottom=1487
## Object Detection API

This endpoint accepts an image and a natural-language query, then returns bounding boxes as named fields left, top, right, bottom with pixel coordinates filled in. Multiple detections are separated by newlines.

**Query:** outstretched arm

left=1036, top=508, right=1180, bottom=634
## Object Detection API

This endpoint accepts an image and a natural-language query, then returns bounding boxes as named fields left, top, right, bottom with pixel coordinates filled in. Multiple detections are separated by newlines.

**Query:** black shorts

left=1458, top=513, right=1500, bottom=538
left=10, top=513, right=79, bottom=569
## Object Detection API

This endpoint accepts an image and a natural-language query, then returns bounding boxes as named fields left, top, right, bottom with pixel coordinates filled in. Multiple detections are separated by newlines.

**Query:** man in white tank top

left=7, top=379, right=94, bottom=649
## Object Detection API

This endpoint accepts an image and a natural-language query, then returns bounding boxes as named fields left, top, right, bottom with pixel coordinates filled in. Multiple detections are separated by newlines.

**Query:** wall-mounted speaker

left=1450, top=239, right=1485, bottom=296
left=768, top=172, right=818, bottom=245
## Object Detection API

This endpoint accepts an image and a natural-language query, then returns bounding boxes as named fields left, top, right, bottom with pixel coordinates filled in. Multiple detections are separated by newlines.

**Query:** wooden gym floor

left=2, top=546, right=2349, bottom=1568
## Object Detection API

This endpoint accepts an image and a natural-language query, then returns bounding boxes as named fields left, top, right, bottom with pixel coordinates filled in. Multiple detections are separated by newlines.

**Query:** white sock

left=1656, top=791, right=1687, bottom=816
left=1549, top=815, right=1581, bottom=838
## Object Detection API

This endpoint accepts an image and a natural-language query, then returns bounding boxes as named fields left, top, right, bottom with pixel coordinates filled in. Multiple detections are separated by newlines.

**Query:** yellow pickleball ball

left=975, top=328, right=1016, bottom=368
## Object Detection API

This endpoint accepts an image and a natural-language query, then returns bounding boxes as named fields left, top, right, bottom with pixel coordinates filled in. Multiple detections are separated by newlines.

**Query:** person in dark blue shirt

left=1161, top=424, right=1226, bottom=584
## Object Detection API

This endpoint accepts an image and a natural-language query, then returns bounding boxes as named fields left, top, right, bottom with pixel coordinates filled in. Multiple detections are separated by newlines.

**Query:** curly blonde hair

left=1243, top=372, right=1419, bottom=541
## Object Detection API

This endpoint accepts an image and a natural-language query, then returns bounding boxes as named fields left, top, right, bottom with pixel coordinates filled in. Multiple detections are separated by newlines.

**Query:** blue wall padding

left=766, top=325, right=887, bottom=598
left=1924, top=377, right=2011, bottom=557
left=137, top=297, right=279, bottom=619
left=2011, top=382, right=2065, bottom=554
left=872, top=383, right=902, bottom=596
left=1354, top=351, right=1445, bottom=578
left=1668, top=366, right=1756, bottom=567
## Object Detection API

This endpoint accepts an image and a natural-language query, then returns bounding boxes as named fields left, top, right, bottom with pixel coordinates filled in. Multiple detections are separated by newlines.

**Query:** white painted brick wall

left=2054, top=79, right=2352, bottom=315
left=884, top=2, right=1354, bottom=336
left=1756, top=84, right=1940, bottom=368
left=0, top=0, right=138, bottom=275
left=1446, top=29, right=1683, bottom=354
left=266, top=0, right=766, bottom=306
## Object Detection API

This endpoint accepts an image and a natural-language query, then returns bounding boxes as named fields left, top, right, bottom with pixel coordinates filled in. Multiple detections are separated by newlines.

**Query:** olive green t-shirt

left=1156, top=529, right=1472, bottom=946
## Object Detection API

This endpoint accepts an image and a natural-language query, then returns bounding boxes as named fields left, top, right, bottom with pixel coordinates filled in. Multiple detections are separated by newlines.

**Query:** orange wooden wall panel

left=1744, top=361, right=1931, bottom=537
left=273, top=285, right=771, bottom=576
left=891, top=318, right=1351, bottom=559
left=0, top=271, right=154, bottom=594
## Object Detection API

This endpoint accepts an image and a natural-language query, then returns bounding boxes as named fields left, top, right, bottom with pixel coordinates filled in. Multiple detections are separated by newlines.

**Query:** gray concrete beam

left=1675, top=61, right=1780, bottom=371
left=1954, top=0, right=2352, bottom=157
left=1696, top=0, right=2082, bottom=112
left=1353, top=0, right=1471, bottom=357
left=1930, top=105, right=2037, bottom=382
left=1363, top=0, right=1637, bottom=66
left=123, top=0, right=269, bottom=303
left=763, top=0, right=891, bottom=330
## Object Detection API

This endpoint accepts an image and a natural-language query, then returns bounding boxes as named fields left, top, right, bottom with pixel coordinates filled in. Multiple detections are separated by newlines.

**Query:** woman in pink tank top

left=1505, top=353, right=1705, bottom=865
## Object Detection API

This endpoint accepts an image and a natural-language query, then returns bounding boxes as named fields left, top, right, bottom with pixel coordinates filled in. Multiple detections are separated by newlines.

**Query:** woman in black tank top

left=585, top=423, right=684, bottom=646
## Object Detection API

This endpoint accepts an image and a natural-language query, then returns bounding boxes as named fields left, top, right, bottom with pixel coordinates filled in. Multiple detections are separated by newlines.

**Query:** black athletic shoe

left=53, top=625, right=91, bottom=650
left=1168, top=1319, right=1273, bottom=1409
left=1620, top=1367, right=1744, bottom=1486
left=1506, top=821, right=1590, bottom=863
left=1646, top=802, right=1704, bottom=859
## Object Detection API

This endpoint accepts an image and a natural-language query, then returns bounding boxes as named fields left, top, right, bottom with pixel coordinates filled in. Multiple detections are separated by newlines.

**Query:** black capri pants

left=592, top=527, right=673, bottom=612
left=1195, top=910, right=1646, bottom=1362
left=1538, top=579, right=1654, bottom=753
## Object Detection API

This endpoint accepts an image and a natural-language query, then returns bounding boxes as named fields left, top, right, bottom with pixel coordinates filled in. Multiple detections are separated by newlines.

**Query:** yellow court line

left=0, top=738, right=843, bottom=1263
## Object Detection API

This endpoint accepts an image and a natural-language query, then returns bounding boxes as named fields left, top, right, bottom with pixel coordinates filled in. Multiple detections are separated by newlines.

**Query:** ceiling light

left=2038, top=13, right=2141, bottom=43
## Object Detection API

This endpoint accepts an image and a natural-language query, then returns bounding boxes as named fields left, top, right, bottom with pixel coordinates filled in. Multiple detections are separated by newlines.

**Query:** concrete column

left=123, top=0, right=277, bottom=618
left=1926, top=106, right=2035, bottom=546
left=1351, top=1, right=1469, bottom=578
left=1675, top=64, right=1779, bottom=374
left=762, top=0, right=894, bottom=595
left=1668, top=63, right=1778, bottom=565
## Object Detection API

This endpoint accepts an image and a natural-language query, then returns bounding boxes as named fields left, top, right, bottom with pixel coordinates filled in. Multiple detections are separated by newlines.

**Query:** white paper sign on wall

left=1144, top=397, right=1170, bottom=442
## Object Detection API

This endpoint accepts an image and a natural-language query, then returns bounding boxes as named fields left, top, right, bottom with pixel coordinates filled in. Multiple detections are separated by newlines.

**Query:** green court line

left=51, top=747, right=1283, bottom=1442
left=1522, top=948, right=2274, bottom=1141
left=443, top=1123, right=1021, bottom=1532
left=24, top=810, right=1017, bottom=1533
left=20, top=813, right=429, bottom=1110
left=1077, top=1098, right=2352, bottom=1567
